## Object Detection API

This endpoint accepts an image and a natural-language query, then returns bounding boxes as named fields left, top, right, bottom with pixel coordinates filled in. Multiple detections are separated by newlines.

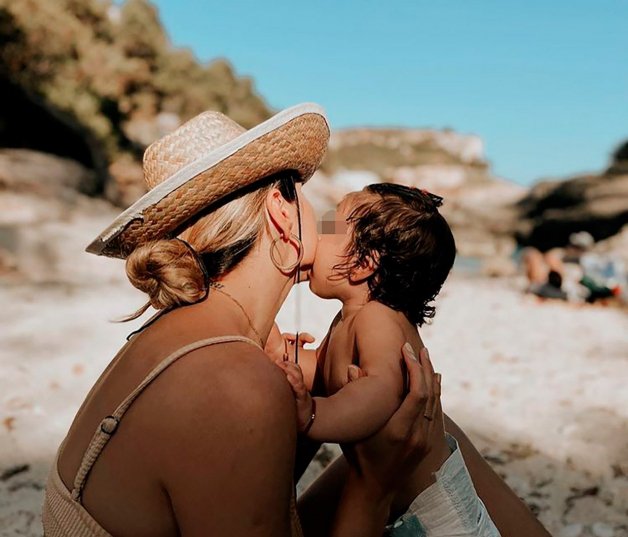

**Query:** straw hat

left=86, top=103, right=330, bottom=259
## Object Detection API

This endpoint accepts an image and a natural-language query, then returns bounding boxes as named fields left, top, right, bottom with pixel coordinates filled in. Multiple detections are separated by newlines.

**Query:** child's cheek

left=314, top=244, right=334, bottom=282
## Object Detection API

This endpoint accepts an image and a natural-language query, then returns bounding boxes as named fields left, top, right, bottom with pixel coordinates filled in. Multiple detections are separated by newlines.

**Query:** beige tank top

left=42, top=335, right=303, bottom=536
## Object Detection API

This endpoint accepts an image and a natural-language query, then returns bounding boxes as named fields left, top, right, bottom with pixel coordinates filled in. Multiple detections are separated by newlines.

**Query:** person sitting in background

left=556, top=231, right=625, bottom=303
left=579, top=250, right=626, bottom=303
left=522, top=230, right=626, bottom=304
left=530, top=270, right=568, bottom=301
left=522, top=246, right=569, bottom=300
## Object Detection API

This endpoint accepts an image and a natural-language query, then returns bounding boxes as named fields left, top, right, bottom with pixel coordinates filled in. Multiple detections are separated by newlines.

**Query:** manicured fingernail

left=403, top=342, right=417, bottom=360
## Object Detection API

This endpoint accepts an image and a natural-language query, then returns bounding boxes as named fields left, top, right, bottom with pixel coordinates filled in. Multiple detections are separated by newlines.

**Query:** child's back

left=321, top=302, right=423, bottom=398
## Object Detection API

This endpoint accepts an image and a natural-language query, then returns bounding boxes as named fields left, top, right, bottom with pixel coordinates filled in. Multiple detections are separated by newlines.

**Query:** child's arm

left=265, top=322, right=318, bottom=388
left=278, top=308, right=408, bottom=444
left=267, top=312, right=341, bottom=391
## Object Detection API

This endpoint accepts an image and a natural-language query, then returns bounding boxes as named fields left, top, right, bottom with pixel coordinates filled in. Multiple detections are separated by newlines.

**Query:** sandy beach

left=1, top=246, right=627, bottom=536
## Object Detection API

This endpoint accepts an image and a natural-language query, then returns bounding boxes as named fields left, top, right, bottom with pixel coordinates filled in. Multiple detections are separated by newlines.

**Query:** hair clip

left=418, top=189, right=444, bottom=208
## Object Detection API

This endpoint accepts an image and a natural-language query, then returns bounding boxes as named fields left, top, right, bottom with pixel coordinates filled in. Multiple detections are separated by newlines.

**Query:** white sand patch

left=1, top=274, right=627, bottom=536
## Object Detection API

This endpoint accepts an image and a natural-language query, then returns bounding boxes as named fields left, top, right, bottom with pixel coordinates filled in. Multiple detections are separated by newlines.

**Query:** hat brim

left=86, top=103, right=329, bottom=259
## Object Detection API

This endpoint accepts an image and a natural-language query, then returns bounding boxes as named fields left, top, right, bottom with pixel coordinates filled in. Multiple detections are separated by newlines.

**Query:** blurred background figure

left=523, top=231, right=627, bottom=304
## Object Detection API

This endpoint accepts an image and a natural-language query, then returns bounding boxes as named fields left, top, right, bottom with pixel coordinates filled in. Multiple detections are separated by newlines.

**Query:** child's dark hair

left=334, top=183, right=456, bottom=326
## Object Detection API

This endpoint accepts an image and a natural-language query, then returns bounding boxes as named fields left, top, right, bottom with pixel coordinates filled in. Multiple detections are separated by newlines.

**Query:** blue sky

left=147, top=0, right=627, bottom=185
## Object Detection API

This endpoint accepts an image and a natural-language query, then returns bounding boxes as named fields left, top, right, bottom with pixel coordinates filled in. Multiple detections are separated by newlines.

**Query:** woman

left=42, top=104, right=549, bottom=536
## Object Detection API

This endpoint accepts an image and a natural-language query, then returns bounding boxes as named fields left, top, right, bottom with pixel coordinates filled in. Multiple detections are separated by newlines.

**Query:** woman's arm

left=443, top=415, right=551, bottom=537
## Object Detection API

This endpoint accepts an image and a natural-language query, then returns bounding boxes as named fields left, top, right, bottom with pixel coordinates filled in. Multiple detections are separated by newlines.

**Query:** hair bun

left=125, top=239, right=208, bottom=311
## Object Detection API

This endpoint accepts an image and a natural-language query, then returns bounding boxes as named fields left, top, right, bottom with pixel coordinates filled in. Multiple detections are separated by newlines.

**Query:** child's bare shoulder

left=352, top=302, right=406, bottom=361
left=354, top=301, right=403, bottom=331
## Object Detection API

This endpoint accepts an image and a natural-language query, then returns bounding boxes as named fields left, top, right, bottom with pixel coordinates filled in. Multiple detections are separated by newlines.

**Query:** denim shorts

left=385, top=434, right=501, bottom=536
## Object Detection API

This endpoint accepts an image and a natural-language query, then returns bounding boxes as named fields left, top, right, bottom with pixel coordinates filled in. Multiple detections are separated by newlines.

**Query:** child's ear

left=349, top=251, right=379, bottom=283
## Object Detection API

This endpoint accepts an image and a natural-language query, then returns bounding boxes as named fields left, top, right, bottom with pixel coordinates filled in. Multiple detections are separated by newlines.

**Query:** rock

left=607, top=139, right=628, bottom=175
left=559, top=523, right=584, bottom=537
left=0, top=149, right=96, bottom=197
left=301, top=171, right=341, bottom=216
left=0, top=0, right=271, bottom=208
left=0, top=79, right=110, bottom=195
left=105, top=154, right=146, bottom=207
left=328, top=169, right=380, bottom=194
left=387, top=164, right=470, bottom=190
left=516, top=172, right=628, bottom=251
left=323, top=128, right=491, bottom=185
left=318, top=128, right=526, bottom=261
left=591, top=522, right=614, bottom=537
left=594, top=224, right=628, bottom=265
left=0, top=148, right=125, bottom=284
left=122, top=112, right=182, bottom=147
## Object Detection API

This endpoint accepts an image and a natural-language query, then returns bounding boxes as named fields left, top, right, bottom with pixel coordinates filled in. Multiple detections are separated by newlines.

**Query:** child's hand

left=283, top=332, right=316, bottom=347
left=275, top=360, right=314, bottom=432
left=264, top=323, right=316, bottom=362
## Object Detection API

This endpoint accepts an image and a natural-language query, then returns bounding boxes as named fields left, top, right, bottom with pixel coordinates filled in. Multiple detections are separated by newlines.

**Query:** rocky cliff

left=306, top=127, right=524, bottom=261
left=515, top=140, right=628, bottom=251
left=0, top=0, right=271, bottom=205
left=323, top=127, right=491, bottom=187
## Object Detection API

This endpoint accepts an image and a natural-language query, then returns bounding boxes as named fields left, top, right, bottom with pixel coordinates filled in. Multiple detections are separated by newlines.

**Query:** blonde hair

left=123, top=174, right=298, bottom=320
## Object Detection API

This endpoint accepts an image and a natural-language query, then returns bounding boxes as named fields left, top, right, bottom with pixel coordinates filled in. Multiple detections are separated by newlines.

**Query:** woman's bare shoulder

left=154, top=342, right=296, bottom=429
left=145, top=343, right=298, bottom=533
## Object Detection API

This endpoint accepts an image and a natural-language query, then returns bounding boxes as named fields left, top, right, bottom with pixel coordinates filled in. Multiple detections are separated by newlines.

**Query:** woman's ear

left=265, top=187, right=293, bottom=240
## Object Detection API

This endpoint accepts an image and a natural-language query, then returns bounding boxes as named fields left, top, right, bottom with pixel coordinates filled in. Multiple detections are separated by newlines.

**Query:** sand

left=1, top=253, right=627, bottom=535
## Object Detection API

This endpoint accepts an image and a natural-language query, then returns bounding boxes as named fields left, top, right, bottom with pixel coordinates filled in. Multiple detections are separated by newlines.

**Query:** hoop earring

left=270, top=233, right=304, bottom=273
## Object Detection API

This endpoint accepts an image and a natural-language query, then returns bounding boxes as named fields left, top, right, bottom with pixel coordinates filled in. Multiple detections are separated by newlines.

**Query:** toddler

left=271, top=183, right=458, bottom=519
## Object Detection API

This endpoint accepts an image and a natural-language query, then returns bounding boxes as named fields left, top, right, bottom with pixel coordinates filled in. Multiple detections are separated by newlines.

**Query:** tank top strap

left=70, top=334, right=263, bottom=503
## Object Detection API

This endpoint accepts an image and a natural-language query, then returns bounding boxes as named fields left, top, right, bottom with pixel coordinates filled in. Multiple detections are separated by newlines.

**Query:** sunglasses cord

left=294, top=177, right=303, bottom=365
